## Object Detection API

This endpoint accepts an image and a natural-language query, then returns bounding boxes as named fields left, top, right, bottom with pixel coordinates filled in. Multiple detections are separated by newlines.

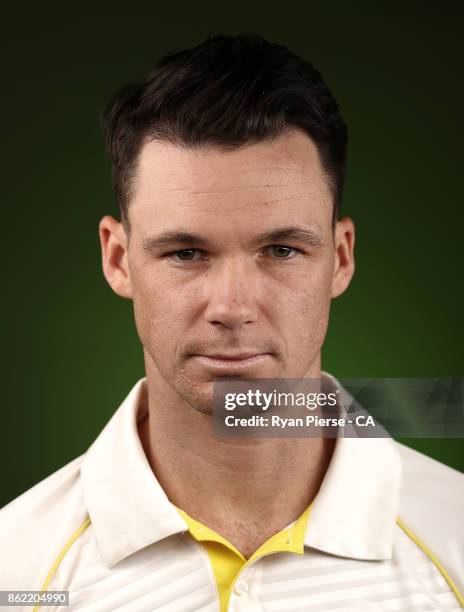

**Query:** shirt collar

left=304, top=372, right=402, bottom=560
left=80, top=378, right=188, bottom=568
left=81, top=374, right=401, bottom=568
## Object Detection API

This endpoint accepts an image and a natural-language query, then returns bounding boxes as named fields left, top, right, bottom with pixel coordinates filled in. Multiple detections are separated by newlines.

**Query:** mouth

left=192, top=353, right=271, bottom=371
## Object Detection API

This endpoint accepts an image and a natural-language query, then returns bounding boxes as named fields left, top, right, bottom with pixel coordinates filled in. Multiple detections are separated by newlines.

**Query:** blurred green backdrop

left=2, top=3, right=463, bottom=507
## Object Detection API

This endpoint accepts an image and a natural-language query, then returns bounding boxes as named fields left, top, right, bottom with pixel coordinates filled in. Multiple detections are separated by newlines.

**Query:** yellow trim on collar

left=176, top=504, right=312, bottom=612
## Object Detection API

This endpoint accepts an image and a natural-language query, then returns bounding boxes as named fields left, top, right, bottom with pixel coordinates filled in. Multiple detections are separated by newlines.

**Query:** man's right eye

left=168, top=249, right=204, bottom=261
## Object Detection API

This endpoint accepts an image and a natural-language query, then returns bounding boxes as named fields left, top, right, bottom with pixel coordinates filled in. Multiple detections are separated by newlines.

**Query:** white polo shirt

left=1, top=375, right=463, bottom=611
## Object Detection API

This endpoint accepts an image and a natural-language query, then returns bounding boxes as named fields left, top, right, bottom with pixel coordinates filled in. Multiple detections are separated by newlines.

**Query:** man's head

left=103, top=33, right=348, bottom=235
left=99, top=33, right=355, bottom=413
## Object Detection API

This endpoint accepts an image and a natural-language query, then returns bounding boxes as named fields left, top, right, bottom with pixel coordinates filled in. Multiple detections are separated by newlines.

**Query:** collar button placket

left=233, top=579, right=248, bottom=596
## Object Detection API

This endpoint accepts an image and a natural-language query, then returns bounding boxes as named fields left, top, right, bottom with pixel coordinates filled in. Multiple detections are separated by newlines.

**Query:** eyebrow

left=142, top=226, right=324, bottom=251
left=143, top=231, right=207, bottom=251
left=255, top=227, right=324, bottom=248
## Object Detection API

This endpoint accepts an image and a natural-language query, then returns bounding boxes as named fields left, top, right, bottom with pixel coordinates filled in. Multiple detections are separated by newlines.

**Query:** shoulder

left=395, top=441, right=464, bottom=511
left=1, top=455, right=84, bottom=518
left=0, top=454, right=88, bottom=590
left=394, top=441, right=464, bottom=593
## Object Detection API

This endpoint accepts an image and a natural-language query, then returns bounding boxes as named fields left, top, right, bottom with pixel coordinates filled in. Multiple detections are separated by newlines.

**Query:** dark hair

left=102, top=33, right=348, bottom=233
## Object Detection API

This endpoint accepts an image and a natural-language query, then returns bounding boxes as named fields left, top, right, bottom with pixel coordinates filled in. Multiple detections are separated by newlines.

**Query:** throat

left=139, top=414, right=335, bottom=558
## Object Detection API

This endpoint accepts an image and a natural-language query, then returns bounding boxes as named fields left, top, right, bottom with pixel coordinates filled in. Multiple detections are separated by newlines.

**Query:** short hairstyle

left=102, top=33, right=348, bottom=233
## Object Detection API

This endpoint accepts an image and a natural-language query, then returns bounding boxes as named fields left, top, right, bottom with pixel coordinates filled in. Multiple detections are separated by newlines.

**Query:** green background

left=2, top=3, right=463, bottom=507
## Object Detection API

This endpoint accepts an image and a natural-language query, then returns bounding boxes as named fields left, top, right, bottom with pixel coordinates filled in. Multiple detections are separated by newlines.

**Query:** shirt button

left=233, top=580, right=248, bottom=596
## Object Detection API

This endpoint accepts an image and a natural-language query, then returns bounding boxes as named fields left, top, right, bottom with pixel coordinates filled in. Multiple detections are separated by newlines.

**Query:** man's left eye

left=268, top=245, right=299, bottom=258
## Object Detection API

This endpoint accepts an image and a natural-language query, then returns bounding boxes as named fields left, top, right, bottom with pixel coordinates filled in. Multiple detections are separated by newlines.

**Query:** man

left=1, top=33, right=463, bottom=611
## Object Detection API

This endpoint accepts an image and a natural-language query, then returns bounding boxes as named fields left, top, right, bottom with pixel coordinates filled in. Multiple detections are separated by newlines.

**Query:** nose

left=204, top=256, right=259, bottom=330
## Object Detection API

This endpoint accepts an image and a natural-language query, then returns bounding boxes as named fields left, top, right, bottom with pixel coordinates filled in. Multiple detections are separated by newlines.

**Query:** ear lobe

left=331, top=217, right=356, bottom=299
left=99, top=215, right=133, bottom=299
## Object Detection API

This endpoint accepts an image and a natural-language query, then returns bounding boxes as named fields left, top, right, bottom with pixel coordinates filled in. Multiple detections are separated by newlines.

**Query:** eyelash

left=166, top=245, right=302, bottom=262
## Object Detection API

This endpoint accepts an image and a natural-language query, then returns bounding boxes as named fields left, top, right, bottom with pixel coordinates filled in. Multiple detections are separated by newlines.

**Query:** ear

left=331, top=217, right=356, bottom=298
left=98, top=215, right=133, bottom=299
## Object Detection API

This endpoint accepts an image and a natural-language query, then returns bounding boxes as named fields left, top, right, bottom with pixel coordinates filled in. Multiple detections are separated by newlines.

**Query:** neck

left=138, top=354, right=336, bottom=557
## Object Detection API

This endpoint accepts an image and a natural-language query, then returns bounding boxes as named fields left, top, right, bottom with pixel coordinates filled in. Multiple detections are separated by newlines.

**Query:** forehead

left=129, top=129, right=332, bottom=234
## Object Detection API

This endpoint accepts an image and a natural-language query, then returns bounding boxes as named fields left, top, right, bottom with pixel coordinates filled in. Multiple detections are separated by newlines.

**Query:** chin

left=187, top=391, right=216, bottom=416
left=174, top=375, right=216, bottom=415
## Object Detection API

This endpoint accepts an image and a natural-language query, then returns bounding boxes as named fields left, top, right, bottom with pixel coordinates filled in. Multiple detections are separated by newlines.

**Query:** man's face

left=100, top=129, right=355, bottom=413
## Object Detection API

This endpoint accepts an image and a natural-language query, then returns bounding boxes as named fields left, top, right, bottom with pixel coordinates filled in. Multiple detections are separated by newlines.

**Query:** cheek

left=131, top=274, right=184, bottom=354
left=278, top=264, right=333, bottom=340
left=292, top=286, right=331, bottom=329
